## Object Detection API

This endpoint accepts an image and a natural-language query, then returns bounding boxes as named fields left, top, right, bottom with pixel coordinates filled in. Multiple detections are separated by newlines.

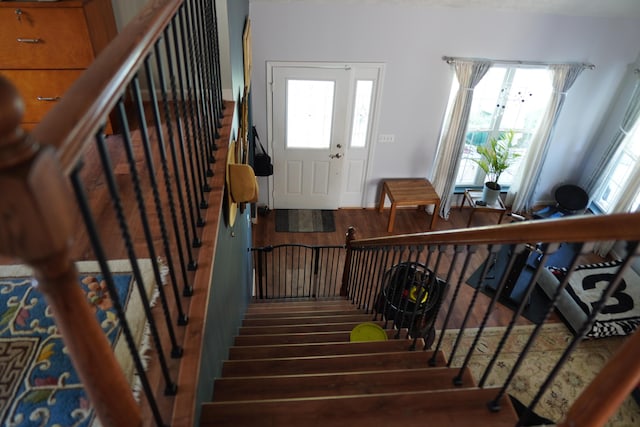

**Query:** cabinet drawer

left=0, top=7, right=94, bottom=69
left=1, top=69, right=82, bottom=124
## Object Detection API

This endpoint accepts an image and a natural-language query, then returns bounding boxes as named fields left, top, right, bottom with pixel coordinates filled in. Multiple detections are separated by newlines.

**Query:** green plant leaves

left=472, top=130, right=520, bottom=184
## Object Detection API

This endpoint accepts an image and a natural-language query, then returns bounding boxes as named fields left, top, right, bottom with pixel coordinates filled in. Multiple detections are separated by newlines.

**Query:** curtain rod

left=442, top=56, right=595, bottom=70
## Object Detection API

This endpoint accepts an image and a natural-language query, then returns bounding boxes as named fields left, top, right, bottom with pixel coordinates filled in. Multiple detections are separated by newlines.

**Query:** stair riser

left=222, top=351, right=446, bottom=377
left=229, top=339, right=420, bottom=360
left=201, top=389, right=518, bottom=427
left=242, top=314, right=374, bottom=327
left=239, top=321, right=385, bottom=335
left=234, top=330, right=396, bottom=346
left=213, top=367, right=475, bottom=401
left=244, top=309, right=366, bottom=319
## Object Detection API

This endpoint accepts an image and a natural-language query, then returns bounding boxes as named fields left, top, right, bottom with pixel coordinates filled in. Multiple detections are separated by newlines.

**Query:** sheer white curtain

left=430, top=60, right=491, bottom=219
left=506, top=64, right=585, bottom=212
left=589, top=76, right=640, bottom=256
left=584, top=76, right=640, bottom=195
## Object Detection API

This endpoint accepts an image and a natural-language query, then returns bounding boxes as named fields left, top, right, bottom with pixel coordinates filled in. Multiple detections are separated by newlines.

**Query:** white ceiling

left=250, top=0, right=640, bottom=19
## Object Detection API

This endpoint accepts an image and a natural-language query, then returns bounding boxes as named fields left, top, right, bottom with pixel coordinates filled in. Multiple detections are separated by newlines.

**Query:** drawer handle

left=17, top=38, right=42, bottom=44
left=37, top=96, right=61, bottom=102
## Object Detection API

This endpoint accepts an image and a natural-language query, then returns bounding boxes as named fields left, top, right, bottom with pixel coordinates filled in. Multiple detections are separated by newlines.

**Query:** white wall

left=249, top=1, right=640, bottom=208
left=110, top=0, right=147, bottom=30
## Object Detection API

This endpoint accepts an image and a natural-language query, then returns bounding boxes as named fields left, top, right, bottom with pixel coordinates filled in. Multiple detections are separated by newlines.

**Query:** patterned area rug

left=0, top=259, right=158, bottom=426
left=438, top=323, right=639, bottom=426
left=275, top=209, right=336, bottom=232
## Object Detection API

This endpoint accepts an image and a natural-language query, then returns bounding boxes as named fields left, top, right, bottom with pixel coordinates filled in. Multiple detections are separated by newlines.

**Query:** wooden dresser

left=0, top=0, right=117, bottom=130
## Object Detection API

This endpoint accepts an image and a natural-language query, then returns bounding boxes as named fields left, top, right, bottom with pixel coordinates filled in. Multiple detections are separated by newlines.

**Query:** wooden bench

left=378, top=179, right=440, bottom=232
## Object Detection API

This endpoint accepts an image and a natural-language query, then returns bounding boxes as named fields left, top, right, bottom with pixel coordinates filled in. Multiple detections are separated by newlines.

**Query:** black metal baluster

left=181, top=2, right=211, bottom=188
left=381, top=247, right=402, bottom=328
left=189, top=0, right=215, bottom=169
left=393, top=247, right=421, bottom=338
left=93, top=129, right=176, bottom=394
left=407, top=245, right=441, bottom=341
left=364, top=249, right=383, bottom=312
left=489, top=244, right=584, bottom=424
left=196, top=0, right=219, bottom=147
left=133, top=70, right=190, bottom=325
left=346, top=248, right=359, bottom=302
left=514, top=241, right=640, bottom=421
left=210, top=0, right=225, bottom=121
left=175, top=6, right=208, bottom=209
left=70, top=163, right=166, bottom=427
left=424, top=245, right=470, bottom=366
left=163, top=26, right=201, bottom=250
left=312, top=247, right=320, bottom=298
left=373, top=248, right=392, bottom=319
left=115, top=98, right=183, bottom=359
left=169, top=21, right=205, bottom=225
left=447, top=244, right=494, bottom=372
left=356, top=250, right=373, bottom=308
left=352, top=250, right=366, bottom=304
left=453, top=243, right=527, bottom=385
left=149, top=44, right=195, bottom=293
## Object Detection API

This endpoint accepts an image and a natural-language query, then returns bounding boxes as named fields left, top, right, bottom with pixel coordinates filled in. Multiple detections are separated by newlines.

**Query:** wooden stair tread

left=229, top=338, right=422, bottom=359
left=222, top=350, right=446, bottom=377
left=201, top=388, right=518, bottom=427
left=246, top=299, right=351, bottom=310
left=242, top=314, right=374, bottom=326
left=244, top=309, right=366, bottom=319
left=213, top=366, right=476, bottom=401
left=234, top=329, right=397, bottom=346
left=239, top=321, right=386, bottom=335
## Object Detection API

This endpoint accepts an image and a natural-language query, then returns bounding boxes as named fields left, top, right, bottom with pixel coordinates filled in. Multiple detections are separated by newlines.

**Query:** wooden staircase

left=200, top=298, right=519, bottom=426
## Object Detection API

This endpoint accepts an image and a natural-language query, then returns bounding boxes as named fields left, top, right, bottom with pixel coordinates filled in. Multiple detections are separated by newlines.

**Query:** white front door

left=270, top=65, right=349, bottom=209
left=268, top=63, right=384, bottom=210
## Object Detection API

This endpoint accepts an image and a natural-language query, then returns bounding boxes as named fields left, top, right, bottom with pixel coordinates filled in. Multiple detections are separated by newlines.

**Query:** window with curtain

left=454, top=66, right=552, bottom=188
left=593, top=119, right=640, bottom=213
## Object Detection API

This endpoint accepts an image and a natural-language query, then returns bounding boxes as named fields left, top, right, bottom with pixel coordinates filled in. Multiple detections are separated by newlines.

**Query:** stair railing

left=341, top=213, right=640, bottom=426
left=0, top=0, right=228, bottom=426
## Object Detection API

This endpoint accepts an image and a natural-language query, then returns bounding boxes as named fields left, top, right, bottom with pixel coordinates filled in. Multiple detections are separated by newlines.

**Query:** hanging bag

left=252, top=126, right=273, bottom=176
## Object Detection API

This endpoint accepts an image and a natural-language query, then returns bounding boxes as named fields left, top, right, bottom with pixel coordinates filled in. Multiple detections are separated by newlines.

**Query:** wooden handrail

left=559, top=328, right=640, bottom=427
left=0, top=76, right=141, bottom=426
left=350, top=212, right=640, bottom=247
left=31, top=0, right=182, bottom=175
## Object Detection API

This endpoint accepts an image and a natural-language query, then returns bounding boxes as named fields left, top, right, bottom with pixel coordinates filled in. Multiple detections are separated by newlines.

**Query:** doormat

left=275, top=209, right=336, bottom=232
left=466, top=243, right=580, bottom=324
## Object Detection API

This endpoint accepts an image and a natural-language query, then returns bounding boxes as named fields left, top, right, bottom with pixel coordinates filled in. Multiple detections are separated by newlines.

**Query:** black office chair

left=533, top=184, right=589, bottom=219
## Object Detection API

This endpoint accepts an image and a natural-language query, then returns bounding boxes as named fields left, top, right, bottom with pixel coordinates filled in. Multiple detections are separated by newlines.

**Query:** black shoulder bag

left=252, top=126, right=273, bottom=177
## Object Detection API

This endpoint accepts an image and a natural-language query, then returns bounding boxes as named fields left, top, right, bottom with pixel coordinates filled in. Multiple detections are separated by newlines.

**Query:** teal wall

left=194, top=0, right=251, bottom=425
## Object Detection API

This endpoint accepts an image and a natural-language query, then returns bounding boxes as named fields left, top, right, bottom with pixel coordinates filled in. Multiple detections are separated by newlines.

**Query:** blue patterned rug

left=0, top=260, right=157, bottom=426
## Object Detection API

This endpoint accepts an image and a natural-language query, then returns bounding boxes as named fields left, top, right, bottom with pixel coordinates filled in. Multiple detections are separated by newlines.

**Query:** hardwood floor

left=252, top=206, right=563, bottom=330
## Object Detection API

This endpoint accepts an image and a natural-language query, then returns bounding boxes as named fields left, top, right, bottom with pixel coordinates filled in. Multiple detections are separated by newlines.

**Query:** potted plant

left=473, top=130, right=520, bottom=205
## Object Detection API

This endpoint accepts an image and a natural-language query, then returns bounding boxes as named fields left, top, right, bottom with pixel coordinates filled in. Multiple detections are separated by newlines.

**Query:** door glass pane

left=350, top=80, right=373, bottom=148
left=287, top=79, right=335, bottom=149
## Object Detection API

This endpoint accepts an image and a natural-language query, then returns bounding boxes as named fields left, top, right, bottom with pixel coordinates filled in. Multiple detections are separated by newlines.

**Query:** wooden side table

left=460, top=189, right=506, bottom=227
left=378, top=179, right=440, bottom=232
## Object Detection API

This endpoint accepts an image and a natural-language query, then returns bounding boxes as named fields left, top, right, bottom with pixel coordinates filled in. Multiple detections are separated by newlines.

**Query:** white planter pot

left=482, top=182, right=501, bottom=206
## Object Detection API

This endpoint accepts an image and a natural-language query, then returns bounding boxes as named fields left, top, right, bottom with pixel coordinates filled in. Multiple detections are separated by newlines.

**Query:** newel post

left=0, top=76, right=142, bottom=427
left=340, top=226, right=356, bottom=297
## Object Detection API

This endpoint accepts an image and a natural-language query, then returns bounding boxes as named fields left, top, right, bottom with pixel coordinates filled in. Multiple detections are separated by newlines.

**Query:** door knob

left=329, top=153, right=342, bottom=159
left=336, top=144, right=342, bottom=148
